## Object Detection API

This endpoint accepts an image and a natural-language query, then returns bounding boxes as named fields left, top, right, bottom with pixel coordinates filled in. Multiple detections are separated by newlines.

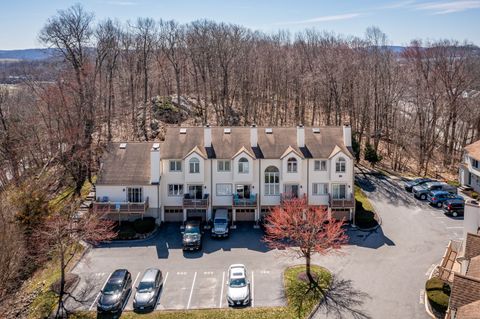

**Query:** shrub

left=355, top=208, right=378, bottom=229
left=364, top=143, right=383, bottom=167
left=133, top=217, right=156, bottom=234
left=426, top=278, right=451, bottom=314
left=117, top=222, right=136, bottom=239
left=472, top=191, right=479, bottom=200
left=447, top=180, right=461, bottom=187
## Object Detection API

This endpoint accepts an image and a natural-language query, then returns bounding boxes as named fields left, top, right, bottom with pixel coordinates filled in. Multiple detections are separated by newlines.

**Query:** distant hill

left=0, top=48, right=57, bottom=61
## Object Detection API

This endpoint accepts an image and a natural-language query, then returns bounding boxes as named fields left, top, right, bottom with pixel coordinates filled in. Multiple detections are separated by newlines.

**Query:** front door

left=188, top=185, right=203, bottom=199
left=284, top=184, right=299, bottom=198
left=332, top=184, right=347, bottom=199
left=236, top=185, right=251, bottom=199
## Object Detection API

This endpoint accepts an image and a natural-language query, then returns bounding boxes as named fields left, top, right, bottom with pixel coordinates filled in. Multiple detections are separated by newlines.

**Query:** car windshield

left=103, top=281, right=123, bottom=295
left=230, top=278, right=246, bottom=288
left=137, top=281, right=155, bottom=293
left=215, top=218, right=227, bottom=224
left=185, top=225, right=200, bottom=234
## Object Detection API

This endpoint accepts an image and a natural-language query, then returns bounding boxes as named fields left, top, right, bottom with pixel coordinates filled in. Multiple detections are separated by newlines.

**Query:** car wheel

left=437, top=202, right=442, bottom=208
left=452, top=212, right=458, bottom=217
left=420, top=194, right=427, bottom=200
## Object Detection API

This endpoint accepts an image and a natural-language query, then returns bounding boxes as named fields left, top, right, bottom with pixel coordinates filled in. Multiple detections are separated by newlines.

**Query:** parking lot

left=68, top=170, right=465, bottom=319
left=67, top=222, right=286, bottom=313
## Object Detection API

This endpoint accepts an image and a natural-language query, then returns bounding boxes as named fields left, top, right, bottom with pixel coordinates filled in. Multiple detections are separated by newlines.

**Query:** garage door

left=187, top=209, right=207, bottom=222
left=164, top=208, right=183, bottom=222
left=331, top=209, right=351, bottom=221
left=236, top=209, right=256, bottom=221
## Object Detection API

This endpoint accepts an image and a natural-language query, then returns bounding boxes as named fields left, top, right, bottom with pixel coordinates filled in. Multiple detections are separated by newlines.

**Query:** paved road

left=68, top=171, right=462, bottom=318
left=313, top=171, right=462, bottom=318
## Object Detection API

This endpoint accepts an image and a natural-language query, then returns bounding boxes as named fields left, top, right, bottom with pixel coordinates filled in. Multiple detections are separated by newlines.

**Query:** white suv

left=226, top=264, right=250, bottom=306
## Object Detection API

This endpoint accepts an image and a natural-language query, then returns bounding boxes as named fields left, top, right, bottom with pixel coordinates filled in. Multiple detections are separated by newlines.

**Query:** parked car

left=404, top=178, right=434, bottom=192
left=182, top=219, right=203, bottom=250
left=427, top=190, right=463, bottom=208
left=133, top=268, right=163, bottom=312
left=443, top=199, right=465, bottom=217
left=211, top=209, right=229, bottom=238
left=226, top=264, right=251, bottom=306
left=412, top=182, right=457, bottom=200
left=97, top=269, right=132, bottom=316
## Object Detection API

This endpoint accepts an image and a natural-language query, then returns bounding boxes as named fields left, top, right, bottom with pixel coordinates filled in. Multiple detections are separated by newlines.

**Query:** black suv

left=442, top=199, right=465, bottom=217
left=97, top=269, right=132, bottom=316
left=182, top=219, right=203, bottom=251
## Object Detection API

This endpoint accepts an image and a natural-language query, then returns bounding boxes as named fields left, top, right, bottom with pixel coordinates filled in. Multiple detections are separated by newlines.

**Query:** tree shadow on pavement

left=347, top=226, right=395, bottom=249
left=313, top=275, right=371, bottom=319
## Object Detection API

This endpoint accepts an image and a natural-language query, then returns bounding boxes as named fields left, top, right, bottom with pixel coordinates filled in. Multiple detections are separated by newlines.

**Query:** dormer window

left=189, top=158, right=200, bottom=173
left=238, top=157, right=249, bottom=174
left=336, top=157, right=346, bottom=173
left=287, top=157, right=298, bottom=173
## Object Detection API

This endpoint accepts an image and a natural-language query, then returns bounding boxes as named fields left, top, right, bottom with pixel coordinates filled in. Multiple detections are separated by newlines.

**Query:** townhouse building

left=93, top=125, right=355, bottom=224
left=459, top=139, right=480, bottom=193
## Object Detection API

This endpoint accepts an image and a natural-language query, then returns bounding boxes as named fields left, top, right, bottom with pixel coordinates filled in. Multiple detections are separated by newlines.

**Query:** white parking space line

left=187, top=272, right=197, bottom=309
left=219, top=271, right=225, bottom=308
left=251, top=271, right=255, bottom=308
left=89, top=272, right=111, bottom=311
left=446, top=226, right=463, bottom=229
left=132, top=272, right=141, bottom=289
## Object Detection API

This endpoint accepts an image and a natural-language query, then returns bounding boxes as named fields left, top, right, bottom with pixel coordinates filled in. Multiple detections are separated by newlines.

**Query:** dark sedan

left=97, top=269, right=132, bottom=316
left=404, top=178, right=434, bottom=192
left=133, top=268, right=163, bottom=312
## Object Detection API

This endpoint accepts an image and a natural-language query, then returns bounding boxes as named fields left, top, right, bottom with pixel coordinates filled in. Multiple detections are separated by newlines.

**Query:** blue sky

left=0, top=0, right=479, bottom=49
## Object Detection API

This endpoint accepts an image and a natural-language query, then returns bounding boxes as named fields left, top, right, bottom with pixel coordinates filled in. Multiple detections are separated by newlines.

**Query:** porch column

left=231, top=208, right=237, bottom=229
left=254, top=208, right=260, bottom=229
left=183, top=208, right=187, bottom=222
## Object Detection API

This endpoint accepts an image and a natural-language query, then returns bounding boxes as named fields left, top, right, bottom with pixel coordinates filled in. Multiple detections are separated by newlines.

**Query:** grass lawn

left=354, top=185, right=378, bottom=229
left=354, top=185, right=374, bottom=212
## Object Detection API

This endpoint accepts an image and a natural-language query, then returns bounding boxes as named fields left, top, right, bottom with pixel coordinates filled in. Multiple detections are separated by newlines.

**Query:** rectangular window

left=238, top=160, right=249, bottom=174
left=332, top=184, right=347, bottom=199
left=189, top=160, right=200, bottom=173
left=472, top=159, right=480, bottom=169
left=336, top=160, right=346, bottom=173
left=169, top=160, right=182, bottom=172
left=127, top=187, right=143, bottom=202
left=312, top=183, right=328, bottom=195
left=216, top=183, right=233, bottom=196
left=314, top=160, right=327, bottom=171
left=168, top=184, right=184, bottom=196
left=217, top=160, right=231, bottom=172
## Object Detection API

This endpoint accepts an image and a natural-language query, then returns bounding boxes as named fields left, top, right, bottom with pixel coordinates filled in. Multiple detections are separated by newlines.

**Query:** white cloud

left=275, top=13, right=363, bottom=26
left=414, top=0, right=480, bottom=14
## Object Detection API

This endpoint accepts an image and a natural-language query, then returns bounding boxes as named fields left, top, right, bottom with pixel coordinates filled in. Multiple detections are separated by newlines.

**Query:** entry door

left=188, top=185, right=203, bottom=199
left=284, top=184, right=299, bottom=198
left=236, top=185, right=251, bottom=198
left=332, top=184, right=347, bottom=199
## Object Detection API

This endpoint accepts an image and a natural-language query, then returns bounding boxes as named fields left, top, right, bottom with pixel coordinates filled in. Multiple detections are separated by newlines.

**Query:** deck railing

left=329, top=193, right=355, bottom=208
left=232, top=194, right=257, bottom=207
left=93, top=197, right=149, bottom=213
left=183, top=197, right=209, bottom=208
left=280, top=193, right=306, bottom=203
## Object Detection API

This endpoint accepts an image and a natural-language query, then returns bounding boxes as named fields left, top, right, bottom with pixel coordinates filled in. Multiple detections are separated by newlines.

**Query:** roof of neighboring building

left=97, top=142, right=153, bottom=185
left=465, top=233, right=480, bottom=260
left=467, top=256, right=480, bottom=279
left=449, top=273, right=480, bottom=311
left=465, top=139, right=480, bottom=161
left=456, top=299, right=480, bottom=319
left=160, top=126, right=351, bottom=159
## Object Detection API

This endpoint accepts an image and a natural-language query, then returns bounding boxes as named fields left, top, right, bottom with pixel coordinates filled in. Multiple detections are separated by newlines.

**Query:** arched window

left=238, top=157, right=249, bottom=174
left=265, top=166, right=280, bottom=195
left=335, top=157, right=346, bottom=173
left=189, top=157, right=200, bottom=173
left=287, top=157, right=298, bottom=173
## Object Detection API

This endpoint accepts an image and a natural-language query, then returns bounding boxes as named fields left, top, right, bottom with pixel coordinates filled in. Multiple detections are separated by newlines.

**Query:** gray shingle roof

left=97, top=142, right=153, bottom=185
left=161, top=126, right=350, bottom=159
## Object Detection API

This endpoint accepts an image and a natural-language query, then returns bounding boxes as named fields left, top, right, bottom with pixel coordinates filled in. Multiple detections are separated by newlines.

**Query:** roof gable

left=328, top=145, right=353, bottom=159
left=280, top=145, right=304, bottom=159
left=232, top=146, right=255, bottom=159
left=184, top=145, right=207, bottom=159
left=465, top=139, right=480, bottom=161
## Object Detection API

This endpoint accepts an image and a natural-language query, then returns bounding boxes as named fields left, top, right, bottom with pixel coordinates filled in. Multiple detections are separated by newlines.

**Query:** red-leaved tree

left=263, top=197, right=348, bottom=286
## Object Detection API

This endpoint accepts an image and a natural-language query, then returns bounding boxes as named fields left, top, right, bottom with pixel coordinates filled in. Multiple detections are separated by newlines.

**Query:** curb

left=108, top=226, right=160, bottom=244
left=424, top=264, right=439, bottom=319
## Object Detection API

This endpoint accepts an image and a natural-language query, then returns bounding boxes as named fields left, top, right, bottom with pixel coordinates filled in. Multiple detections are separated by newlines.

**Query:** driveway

left=68, top=171, right=463, bottom=318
